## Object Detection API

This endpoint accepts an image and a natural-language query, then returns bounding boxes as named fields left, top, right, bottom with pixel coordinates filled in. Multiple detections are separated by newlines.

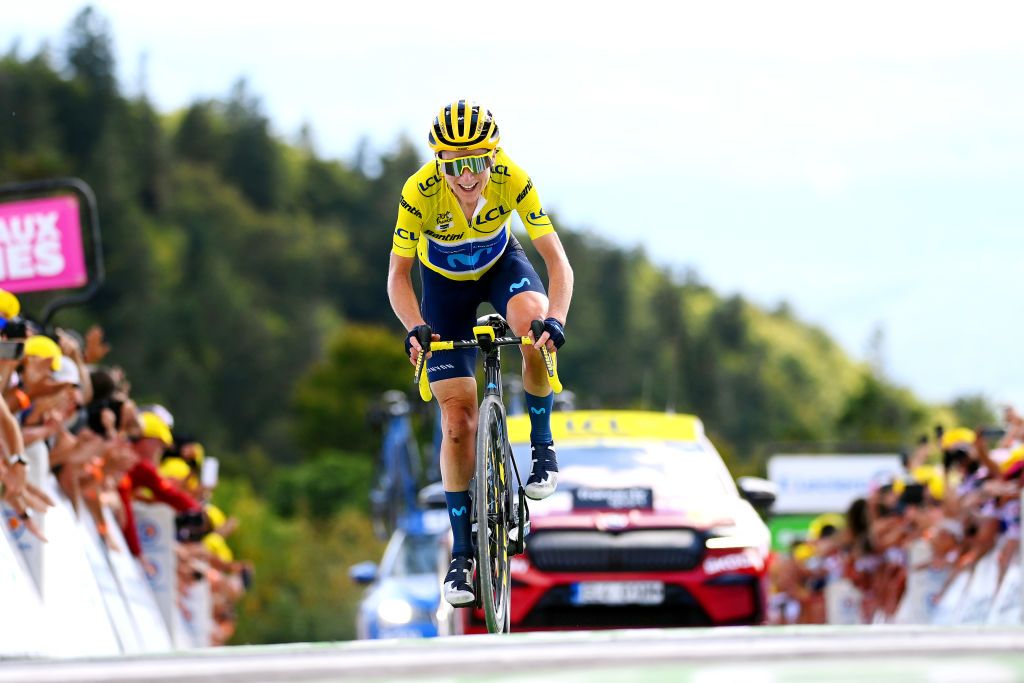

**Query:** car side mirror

left=737, top=476, right=777, bottom=515
left=349, top=561, right=378, bottom=585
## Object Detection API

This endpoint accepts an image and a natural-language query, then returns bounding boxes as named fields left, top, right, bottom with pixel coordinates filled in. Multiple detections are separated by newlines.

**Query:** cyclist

left=387, top=100, right=574, bottom=605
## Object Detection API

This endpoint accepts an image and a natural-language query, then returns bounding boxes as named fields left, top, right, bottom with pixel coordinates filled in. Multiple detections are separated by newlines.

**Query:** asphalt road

left=3, top=625, right=1024, bottom=683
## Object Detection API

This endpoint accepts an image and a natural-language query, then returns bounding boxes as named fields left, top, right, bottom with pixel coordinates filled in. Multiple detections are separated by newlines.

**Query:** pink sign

left=0, top=195, right=88, bottom=294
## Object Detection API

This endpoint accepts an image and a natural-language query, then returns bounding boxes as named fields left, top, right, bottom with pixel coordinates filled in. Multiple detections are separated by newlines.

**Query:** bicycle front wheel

left=475, top=395, right=512, bottom=633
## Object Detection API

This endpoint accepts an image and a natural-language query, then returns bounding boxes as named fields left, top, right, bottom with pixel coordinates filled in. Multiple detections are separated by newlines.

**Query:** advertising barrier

left=768, top=454, right=903, bottom=514
left=0, top=512, right=47, bottom=657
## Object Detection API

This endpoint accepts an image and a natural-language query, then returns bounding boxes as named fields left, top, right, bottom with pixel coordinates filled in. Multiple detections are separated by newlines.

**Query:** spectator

left=0, top=287, right=251, bottom=647
left=770, top=419, right=1022, bottom=624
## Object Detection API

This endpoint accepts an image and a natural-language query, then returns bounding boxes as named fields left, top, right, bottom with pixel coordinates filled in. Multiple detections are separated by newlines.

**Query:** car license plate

left=571, top=581, right=665, bottom=606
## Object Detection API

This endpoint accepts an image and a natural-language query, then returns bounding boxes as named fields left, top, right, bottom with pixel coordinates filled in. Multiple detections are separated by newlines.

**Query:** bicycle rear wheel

left=475, top=395, right=512, bottom=633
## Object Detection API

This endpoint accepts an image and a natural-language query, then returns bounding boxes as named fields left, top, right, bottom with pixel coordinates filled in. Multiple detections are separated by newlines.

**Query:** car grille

left=516, top=584, right=714, bottom=629
left=526, top=529, right=703, bottom=572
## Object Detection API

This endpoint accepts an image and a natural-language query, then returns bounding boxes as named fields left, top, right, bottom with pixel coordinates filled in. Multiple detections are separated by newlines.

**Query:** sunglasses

left=438, top=152, right=492, bottom=177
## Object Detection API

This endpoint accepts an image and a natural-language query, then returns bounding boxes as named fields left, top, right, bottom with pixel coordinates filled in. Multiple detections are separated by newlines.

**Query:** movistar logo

left=447, top=249, right=491, bottom=269
left=509, top=278, right=530, bottom=293
left=530, top=407, right=547, bottom=415
left=487, top=383, right=497, bottom=389
left=450, top=506, right=468, bottom=517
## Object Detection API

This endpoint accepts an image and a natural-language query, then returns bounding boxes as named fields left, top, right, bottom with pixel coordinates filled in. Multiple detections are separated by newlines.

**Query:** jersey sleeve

left=392, top=176, right=426, bottom=258
left=504, top=153, right=555, bottom=241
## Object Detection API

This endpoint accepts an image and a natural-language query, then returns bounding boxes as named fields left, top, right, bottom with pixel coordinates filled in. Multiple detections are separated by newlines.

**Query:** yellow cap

left=793, top=542, right=815, bottom=563
left=159, top=457, right=191, bottom=480
left=202, top=532, right=234, bottom=563
left=1001, top=445, right=1024, bottom=474
left=204, top=503, right=227, bottom=530
left=910, top=464, right=945, bottom=500
left=941, top=427, right=976, bottom=450
left=24, top=335, right=62, bottom=371
left=808, top=513, right=846, bottom=541
left=139, top=411, right=173, bottom=446
left=0, top=289, right=20, bottom=320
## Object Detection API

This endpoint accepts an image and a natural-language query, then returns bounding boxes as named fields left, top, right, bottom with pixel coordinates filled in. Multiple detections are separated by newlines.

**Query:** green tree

left=950, top=394, right=997, bottom=430
left=293, top=324, right=412, bottom=456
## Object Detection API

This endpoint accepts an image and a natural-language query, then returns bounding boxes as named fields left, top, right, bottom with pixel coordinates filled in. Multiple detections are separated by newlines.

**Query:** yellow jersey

left=391, top=149, right=554, bottom=281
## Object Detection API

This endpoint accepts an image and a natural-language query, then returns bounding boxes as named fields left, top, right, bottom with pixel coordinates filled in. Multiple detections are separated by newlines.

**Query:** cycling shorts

left=420, top=236, right=546, bottom=381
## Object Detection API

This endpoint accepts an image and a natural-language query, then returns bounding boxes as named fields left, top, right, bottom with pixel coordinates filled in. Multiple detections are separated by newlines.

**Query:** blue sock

left=525, top=391, right=554, bottom=444
left=445, top=490, right=472, bottom=557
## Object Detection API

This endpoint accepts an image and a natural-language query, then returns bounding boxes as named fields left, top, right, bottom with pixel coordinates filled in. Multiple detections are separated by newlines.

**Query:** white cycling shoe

left=525, top=442, right=559, bottom=501
left=443, top=555, right=476, bottom=606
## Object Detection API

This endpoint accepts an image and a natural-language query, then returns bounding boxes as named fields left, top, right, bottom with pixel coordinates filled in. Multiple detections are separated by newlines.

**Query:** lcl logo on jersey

left=418, top=174, right=442, bottom=197
left=490, top=164, right=511, bottom=184
left=473, top=205, right=510, bottom=232
left=526, top=209, right=550, bottom=227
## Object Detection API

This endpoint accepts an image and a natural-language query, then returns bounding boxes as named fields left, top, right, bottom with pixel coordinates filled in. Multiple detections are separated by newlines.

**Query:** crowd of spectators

left=0, top=288, right=251, bottom=646
left=770, top=408, right=1024, bottom=625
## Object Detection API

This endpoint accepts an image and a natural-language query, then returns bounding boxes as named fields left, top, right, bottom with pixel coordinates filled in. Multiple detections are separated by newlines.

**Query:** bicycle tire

left=475, top=395, right=512, bottom=633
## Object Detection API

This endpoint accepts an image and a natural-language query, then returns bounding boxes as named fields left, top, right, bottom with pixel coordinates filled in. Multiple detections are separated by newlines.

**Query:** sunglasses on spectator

left=438, top=152, right=492, bottom=177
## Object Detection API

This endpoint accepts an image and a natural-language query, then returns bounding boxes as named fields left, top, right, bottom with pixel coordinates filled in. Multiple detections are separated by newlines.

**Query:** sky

left=5, top=1, right=1023, bottom=407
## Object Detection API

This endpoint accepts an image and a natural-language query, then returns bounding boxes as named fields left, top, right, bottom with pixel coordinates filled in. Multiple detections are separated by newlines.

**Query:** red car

left=458, top=411, right=775, bottom=633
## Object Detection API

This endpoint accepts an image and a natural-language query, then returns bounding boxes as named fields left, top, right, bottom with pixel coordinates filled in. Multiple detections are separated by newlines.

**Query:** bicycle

left=412, top=315, right=562, bottom=633
left=368, top=390, right=424, bottom=540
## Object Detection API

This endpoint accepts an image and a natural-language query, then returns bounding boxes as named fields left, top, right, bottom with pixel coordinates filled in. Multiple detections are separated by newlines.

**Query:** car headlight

left=705, top=526, right=764, bottom=550
left=377, top=598, right=415, bottom=625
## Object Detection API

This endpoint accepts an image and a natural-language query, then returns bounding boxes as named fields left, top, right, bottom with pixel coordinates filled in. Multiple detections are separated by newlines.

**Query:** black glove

left=542, top=317, right=566, bottom=349
left=405, top=324, right=432, bottom=357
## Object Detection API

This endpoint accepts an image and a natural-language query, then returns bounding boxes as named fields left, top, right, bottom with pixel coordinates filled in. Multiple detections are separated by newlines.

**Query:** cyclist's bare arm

left=387, top=252, right=431, bottom=364
left=531, top=233, right=574, bottom=349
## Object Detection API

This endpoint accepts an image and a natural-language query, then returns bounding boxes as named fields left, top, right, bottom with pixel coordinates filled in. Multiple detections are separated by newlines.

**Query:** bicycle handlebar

left=414, top=322, right=562, bottom=402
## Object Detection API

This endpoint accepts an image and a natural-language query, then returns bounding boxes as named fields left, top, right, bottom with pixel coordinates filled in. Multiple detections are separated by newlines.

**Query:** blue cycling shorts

left=420, top=237, right=546, bottom=381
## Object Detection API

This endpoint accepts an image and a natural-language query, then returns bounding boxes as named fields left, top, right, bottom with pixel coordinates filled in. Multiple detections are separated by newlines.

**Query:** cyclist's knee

left=506, top=291, right=547, bottom=335
left=439, top=398, right=476, bottom=445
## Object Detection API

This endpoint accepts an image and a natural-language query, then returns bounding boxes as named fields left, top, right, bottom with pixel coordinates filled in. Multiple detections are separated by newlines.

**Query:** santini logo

left=509, top=277, right=530, bottom=293
left=450, top=506, right=468, bottom=517
left=516, top=178, right=534, bottom=204
left=425, top=228, right=464, bottom=242
left=400, top=197, right=423, bottom=218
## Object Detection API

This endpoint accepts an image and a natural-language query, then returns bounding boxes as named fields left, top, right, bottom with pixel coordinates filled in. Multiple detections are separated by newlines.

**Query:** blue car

left=351, top=508, right=450, bottom=639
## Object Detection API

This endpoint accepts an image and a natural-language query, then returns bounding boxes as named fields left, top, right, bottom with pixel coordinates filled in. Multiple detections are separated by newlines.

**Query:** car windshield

left=385, top=532, right=443, bottom=578
left=512, top=441, right=738, bottom=501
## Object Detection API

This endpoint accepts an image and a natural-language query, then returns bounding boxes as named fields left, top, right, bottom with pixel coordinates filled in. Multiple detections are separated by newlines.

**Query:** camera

left=899, top=483, right=925, bottom=508
left=2, top=320, right=27, bottom=340
left=175, top=510, right=209, bottom=543
left=0, top=340, right=24, bottom=361
left=86, top=398, right=126, bottom=434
